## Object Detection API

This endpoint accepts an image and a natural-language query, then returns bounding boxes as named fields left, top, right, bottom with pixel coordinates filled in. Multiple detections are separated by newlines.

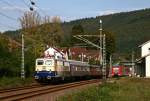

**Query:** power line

left=0, top=22, right=18, bottom=30
left=30, top=0, right=48, bottom=16
left=35, top=5, right=48, bottom=16
left=21, top=0, right=34, bottom=11
left=22, top=0, right=35, bottom=11
left=0, top=12, right=17, bottom=21
left=22, top=0, right=48, bottom=16
left=0, top=0, right=25, bottom=13
left=0, top=0, right=24, bottom=21
left=0, top=0, right=21, bottom=31
left=0, top=0, right=13, bottom=6
left=22, top=0, right=31, bottom=8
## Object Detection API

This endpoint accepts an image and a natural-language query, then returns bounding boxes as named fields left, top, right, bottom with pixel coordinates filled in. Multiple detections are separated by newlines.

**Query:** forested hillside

left=4, top=8, right=150, bottom=53
left=62, top=8, right=150, bottom=53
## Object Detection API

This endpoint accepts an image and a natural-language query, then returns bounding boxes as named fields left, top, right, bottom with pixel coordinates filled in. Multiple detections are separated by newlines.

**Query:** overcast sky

left=0, top=0, right=150, bottom=32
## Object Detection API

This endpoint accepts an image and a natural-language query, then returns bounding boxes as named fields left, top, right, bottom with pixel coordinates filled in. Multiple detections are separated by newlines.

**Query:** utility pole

left=20, top=0, right=36, bottom=79
left=21, top=33, right=25, bottom=79
left=99, top=20, right=103, bottom=65
left=81, top=53, right=83, bottom=62
left=132, top=50, right=135, bottom=77
left=103, top=34, right=106, bottom=80
left=109, top=55, right=112, bottom=78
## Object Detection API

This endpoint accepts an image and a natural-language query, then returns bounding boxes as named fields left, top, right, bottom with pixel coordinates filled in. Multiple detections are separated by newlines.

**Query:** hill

left=3, top=8, right=150, bottom=54
left=62, top=8, right=150, bottom=54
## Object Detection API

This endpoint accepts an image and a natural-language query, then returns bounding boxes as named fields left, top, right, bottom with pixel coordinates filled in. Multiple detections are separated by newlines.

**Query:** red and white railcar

left=112, top=65, right=130, bottom=77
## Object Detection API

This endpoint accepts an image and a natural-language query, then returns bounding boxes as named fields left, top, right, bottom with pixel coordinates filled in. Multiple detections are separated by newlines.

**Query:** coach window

left=81, top=67, right=83, bottom=71
left=76, top=67, right=78, bottom=71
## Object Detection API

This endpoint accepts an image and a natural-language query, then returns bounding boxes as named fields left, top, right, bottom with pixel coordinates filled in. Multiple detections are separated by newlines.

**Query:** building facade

left=135, top=40, right=150, bottom=77
left=44, top=47, right=66, bottom=59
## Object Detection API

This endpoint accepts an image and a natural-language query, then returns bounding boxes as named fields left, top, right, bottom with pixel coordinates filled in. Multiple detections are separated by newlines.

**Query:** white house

left=136, top=40, right=150, bottom=77
left=44, top=47, right=67, bottom=60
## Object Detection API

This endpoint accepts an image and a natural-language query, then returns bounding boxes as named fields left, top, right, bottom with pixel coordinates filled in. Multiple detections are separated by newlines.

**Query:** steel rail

left=0, top=83, right=41, bottom=93
left=0, top=79, right=100, bottom=101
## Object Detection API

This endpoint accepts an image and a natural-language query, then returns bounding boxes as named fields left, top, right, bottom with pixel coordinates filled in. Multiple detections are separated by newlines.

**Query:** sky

left=0, top=0, right=150, bottom=32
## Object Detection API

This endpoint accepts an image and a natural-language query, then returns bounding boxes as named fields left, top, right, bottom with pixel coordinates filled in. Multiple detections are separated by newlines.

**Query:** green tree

left=0, top=35, right=20, bottom=77
left=87, top=30, right=116, bottom=61
left=41, top=16, right=64, bottom=47
left=105, top=31, right=116, bottom=60
left=98, top=31, right=115, bottom=60
left=19, top=12, right=64, bottom=56
left=71, top=24, right=84, bottom=46
left=19, top=12, right=65, bottom=77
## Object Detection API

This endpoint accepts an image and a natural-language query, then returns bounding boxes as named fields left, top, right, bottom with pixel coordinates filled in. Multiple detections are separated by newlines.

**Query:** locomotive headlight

left=47, top=76, right=51, bottom=79
left=35, top=76, right=39, bottom=79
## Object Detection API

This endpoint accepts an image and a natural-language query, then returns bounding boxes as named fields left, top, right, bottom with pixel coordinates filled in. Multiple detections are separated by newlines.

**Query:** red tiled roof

left=60, top=47, right=100, bottom=58
left=46, top=47, right=101, bottom=59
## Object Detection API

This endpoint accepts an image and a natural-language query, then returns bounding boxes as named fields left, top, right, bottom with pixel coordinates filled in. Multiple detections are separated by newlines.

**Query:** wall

left=141, top=41, right=150, bottom=57
left=44, top=47, right=63, bottom=59
left=146, top=56, right=150, bottom=77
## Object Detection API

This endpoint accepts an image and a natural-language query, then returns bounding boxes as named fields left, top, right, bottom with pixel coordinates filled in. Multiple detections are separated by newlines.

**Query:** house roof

left=136, top=57, right=145, bottom=63
left=60, top=47, right=100, bottom=58
left=52, top=47, right=64, bottom=55
left=70, top=47, right=87, bottom=54
left=139, top=40, right=150, bottom=47
left=44, top=47, right=101, bottom=59
left=136, top=53, right=150, bottom=63
left=60, top=47, right=87, bottom=55
left=44, top=47, right=64, bottom=56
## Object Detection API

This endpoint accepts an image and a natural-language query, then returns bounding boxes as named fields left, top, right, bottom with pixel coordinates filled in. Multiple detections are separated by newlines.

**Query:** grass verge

left=58, top=78, right=150, bottom=101
left=0, top=77, right=34, bottom=89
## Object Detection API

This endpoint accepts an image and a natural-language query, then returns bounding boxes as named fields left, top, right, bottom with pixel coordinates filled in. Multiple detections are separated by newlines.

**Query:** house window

left=148, top=48, right=150, bottom=55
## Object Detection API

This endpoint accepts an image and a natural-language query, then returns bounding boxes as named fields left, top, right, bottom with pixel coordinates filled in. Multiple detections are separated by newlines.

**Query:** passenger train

left=34, top=58, right=102, bottom=82
left=111, top=65, right=130, bottom=77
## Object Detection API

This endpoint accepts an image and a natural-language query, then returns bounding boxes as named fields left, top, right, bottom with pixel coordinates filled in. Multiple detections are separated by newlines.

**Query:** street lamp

left=99, top=20, right=107, bottom=80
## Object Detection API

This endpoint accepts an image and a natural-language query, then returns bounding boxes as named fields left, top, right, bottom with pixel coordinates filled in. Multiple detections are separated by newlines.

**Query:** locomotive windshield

left=37, top=60, right=44, bottom=65
left=45, top=60, right=52, bottom=65
left=114, top=68, right=119, bottom=73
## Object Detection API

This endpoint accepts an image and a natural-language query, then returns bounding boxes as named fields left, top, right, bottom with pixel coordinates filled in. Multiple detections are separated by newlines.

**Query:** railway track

left=0, top=79, right=100, bottom=101
left=0, top=83, right=42, bottom=93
